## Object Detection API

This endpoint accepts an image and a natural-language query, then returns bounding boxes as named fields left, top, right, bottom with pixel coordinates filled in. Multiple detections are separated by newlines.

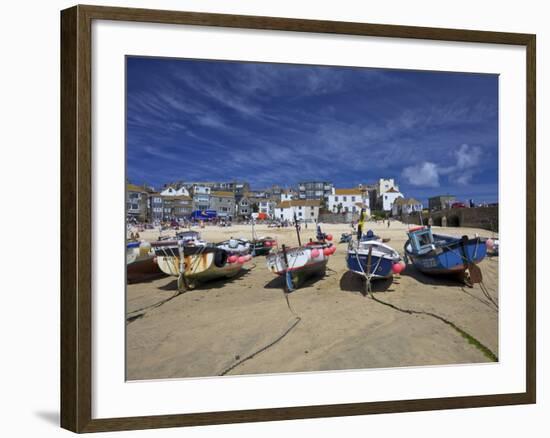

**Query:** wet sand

left=126, top=221, right=499, bottom=380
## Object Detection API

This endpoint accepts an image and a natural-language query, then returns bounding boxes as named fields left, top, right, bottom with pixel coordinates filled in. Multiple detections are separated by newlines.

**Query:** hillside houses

left=126, top=177, right=421, bottom=223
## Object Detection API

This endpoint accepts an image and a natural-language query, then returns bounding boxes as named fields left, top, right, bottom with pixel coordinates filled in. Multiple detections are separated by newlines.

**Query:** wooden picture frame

left=60, top=4, right=536, bottom=433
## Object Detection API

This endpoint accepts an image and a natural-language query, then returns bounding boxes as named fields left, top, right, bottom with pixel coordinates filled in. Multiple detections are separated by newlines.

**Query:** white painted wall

left=274, top=205, right=320, bottom=222
left=381, top=192, right=404, bottom=211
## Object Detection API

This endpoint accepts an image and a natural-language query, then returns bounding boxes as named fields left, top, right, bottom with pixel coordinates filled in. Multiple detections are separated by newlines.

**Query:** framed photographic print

left=60, top=4, right=536, bottom=433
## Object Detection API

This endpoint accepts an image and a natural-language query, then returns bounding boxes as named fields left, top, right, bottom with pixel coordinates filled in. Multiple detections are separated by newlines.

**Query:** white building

left=280, top=189, right=295, bottom=202
left=191, top=185, right=211, bottom=211
left=160, top=185, right=190, bottom=197
left=392, top=197, right=423, bottom=216
left=274, top=200, right=321, bottom=223
left=376, top=178, right=399, bottom=195
left=381, top=187, right=404, bottom=211
left=257, top=200, right=276, bottom=218
left=327, top=188, right=370, bottom=215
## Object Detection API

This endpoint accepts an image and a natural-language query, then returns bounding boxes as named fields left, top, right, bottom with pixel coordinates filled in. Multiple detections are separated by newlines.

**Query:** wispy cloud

left=402, top=144, right=484, bottom=188
left=126, top=57, right=498, bottom=203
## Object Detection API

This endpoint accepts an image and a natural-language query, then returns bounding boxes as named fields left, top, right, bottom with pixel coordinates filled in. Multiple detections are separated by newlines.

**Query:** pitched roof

left=334, top=188, right=362, bottom=195
left=162, top=195, right=191, bottom=201
left=276, top=200, right=321, bottom=209
left=211, top=191, right=234, bottom=197
left=127, top=183, right=147, bottom=192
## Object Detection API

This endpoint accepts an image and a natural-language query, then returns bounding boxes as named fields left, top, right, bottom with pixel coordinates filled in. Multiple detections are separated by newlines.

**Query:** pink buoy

left=392, top=263, right=403, bottom=274
left=237, top=256, right=246, bottom=264
left=326, top=234, right=333, bottom=241
left=486, top=238, right=495, bottom=250
left=228, top=255, right=238, bottom=263
left=323, top=247, right=332, bottom=256
left=330, top=246, right=337, bottom=254
left=245, top=254, right=252, bottom=261
left=265, top=240, right=272, bottom=247
left=310, top=248, right=320, bottom=258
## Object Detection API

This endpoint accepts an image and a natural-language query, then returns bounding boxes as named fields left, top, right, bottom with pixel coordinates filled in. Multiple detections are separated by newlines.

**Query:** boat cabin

left=407, top=227, right=435, bottom=254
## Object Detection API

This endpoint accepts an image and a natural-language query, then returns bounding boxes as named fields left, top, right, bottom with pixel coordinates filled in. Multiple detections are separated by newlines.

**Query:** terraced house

left=209, top=191, right=236, bottom=220
left=126, top=183, right=149, bottom=222
left=162, top=195, right=192, bottom=220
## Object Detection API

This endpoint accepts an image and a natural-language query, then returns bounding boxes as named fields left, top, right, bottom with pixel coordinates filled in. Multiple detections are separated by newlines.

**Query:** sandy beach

left=126, top=221, right=498, bottom=380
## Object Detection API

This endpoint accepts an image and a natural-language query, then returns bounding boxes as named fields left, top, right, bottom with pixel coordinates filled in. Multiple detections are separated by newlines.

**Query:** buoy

left=330, top=246, right=336, bottom=254
left=237, top=256, right=246, bottom=264
left=245, top=254, right=252, bottom=261
left=228, top=255, right=238, bottom=263
left=265, top=240, right=272, bottom=247
left=326, top=234, right=333, bottom=241
left=486, top=239, right=495, bottom=250
left=310, top=248, right=320, bottom=258
left=392, top=262, right=404, bottom=274
left=323, top=247, right=332, bottom=256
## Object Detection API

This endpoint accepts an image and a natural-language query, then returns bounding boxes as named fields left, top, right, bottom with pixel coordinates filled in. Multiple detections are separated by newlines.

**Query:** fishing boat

left=404, top=226, right=487, bottom=279
left=346, top=209, right=402, bottom=282
left=347, top=235, right=401, bottom=280
left=216, top=238, right=251, bottom=256
left=248, top=219, right=276, bottom=256
left=126, top=240, right=162, bottom=282
left=340, top=232, right=352, bottom=243
left=266, top=216, right=334, bottom=292
left=153, top=239, right=246, bottom=291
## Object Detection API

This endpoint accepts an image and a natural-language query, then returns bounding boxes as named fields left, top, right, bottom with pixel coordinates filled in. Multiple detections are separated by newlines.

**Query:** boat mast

left=293, top=210, right=302, bottom=246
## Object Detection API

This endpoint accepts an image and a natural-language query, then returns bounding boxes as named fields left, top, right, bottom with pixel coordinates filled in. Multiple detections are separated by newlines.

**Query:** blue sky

left=127, top=57, right=498, bottom=205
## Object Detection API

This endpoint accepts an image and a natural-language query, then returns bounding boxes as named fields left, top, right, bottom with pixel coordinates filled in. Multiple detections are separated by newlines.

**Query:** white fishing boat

left=153, top=240, right=247, bottom=291
left=266, top=215, right=335, bottom=291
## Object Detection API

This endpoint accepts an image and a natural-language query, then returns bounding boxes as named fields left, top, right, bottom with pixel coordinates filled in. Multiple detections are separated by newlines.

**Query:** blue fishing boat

left=347, top=237, right=401, bottom=279
left=404, top=226, right=487, bottom=275
left=346, top=209, right=402, bottom=280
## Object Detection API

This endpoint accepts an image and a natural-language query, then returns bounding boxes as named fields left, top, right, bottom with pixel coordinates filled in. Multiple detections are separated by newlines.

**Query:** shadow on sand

left=263, top=270, right=327, bottom=292
left=339, top=271, right=394, bottom=294
left=400, top=264, right=466, bottom=288
left=157, top=266, right=253, bottom=292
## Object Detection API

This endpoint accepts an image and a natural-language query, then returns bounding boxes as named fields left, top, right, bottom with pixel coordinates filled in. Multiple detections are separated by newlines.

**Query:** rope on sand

left=366, top=293, right=498, bottom=362
left=126, top=290, right=183, bottom=324
left=218, top=290, right=302, bottom=376
left=218, top=315, right=301, bottom=376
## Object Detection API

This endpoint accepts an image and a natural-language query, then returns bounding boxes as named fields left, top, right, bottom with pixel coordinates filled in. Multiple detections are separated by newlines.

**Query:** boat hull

left=405, top=236, right=486, bottom=275
left=154, top=245, right=243, bottom=285
left=266, top=244, right=330, bottom=290
left=346, top=252, right=394, bottom=279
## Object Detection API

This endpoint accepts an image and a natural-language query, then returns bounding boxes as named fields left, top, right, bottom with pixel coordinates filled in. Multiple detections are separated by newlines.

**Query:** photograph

left=125, top=56, right=500, bottom=380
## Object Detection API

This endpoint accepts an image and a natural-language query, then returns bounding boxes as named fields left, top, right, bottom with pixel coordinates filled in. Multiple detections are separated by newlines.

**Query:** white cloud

left=454, top=143, right=482, bottom=170
left=402, top=144, right=483, bottom=188
left=402, top=162, right=440, bottom=187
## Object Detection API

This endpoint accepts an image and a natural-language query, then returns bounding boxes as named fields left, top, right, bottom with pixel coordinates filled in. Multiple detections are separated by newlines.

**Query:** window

left=298, top=212, right=302, bottom=217
left=351, top=196, right=356, bottom=202
left=335, top=196, right=338, bottom=202
left=311, top=211, right=314, bottom=216
left=385, top=195, right=388, bottom=200
left=343, top=196, right=347, bottom=202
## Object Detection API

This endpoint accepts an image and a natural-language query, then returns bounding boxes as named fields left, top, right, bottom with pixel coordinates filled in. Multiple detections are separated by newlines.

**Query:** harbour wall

left=318, top=211, right=357, bottom=224
left=403, top=206, right=498, bottom=232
